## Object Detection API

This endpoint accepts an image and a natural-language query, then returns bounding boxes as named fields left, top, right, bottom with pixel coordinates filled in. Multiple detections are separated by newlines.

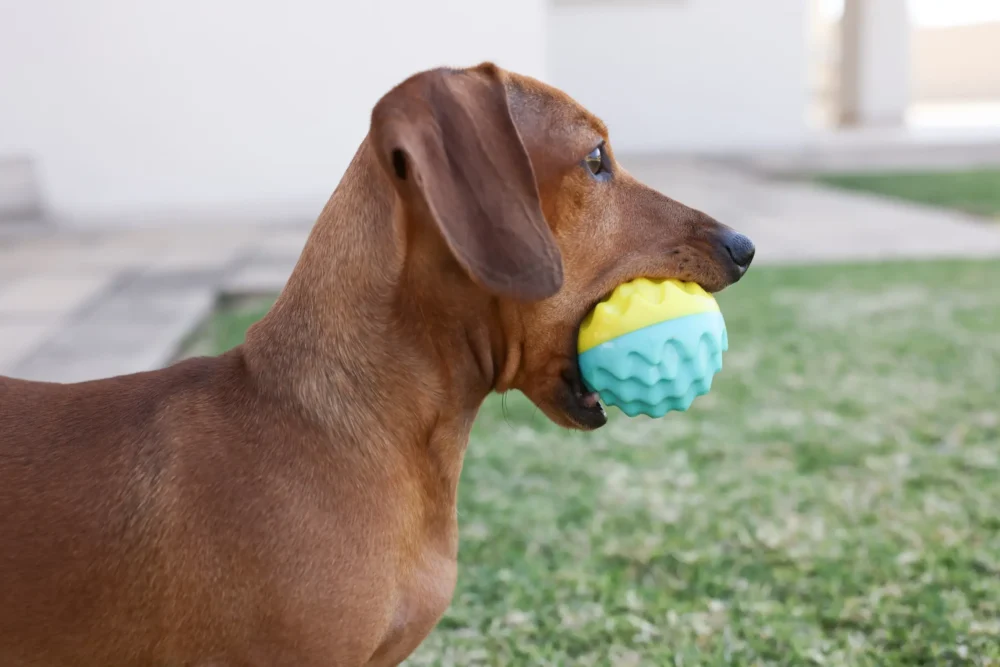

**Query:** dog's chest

left=367, top=548, right=457, bottom=666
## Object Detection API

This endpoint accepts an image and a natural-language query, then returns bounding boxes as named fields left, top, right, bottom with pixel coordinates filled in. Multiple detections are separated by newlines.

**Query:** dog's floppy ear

left=370, top=63, right=563, bottom=301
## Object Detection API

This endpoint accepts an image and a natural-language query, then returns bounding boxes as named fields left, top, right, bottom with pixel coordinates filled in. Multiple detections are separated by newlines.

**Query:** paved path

left=3, top=161, right=1000, bottom=382
left=627, top=159, right=1000, bottom=264
left=0, top=223, right=307, bottom=381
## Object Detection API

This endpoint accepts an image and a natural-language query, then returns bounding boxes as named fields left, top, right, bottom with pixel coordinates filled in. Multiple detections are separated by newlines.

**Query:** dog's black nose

left=723, top=231, right=755, bottom=271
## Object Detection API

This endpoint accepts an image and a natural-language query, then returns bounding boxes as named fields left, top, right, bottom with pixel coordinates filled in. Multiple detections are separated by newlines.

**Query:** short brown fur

left=0, top=63, right=753, bottom=666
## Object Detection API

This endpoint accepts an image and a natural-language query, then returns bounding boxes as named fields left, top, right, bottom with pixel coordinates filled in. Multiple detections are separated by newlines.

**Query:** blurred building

left=1, top=0, right=998, bottom=227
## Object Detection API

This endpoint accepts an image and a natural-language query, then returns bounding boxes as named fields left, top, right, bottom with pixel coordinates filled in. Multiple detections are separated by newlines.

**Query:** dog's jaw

left=559, top=364, right=608, bottom=430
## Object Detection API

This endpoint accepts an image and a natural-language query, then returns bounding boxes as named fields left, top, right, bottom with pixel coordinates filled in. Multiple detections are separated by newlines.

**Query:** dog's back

left=0, top=354, right=251, bottom=665
left=0, top=351, right=407, bottom=666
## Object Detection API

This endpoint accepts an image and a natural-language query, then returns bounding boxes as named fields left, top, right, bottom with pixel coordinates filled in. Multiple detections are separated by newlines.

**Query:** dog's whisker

left=501, top=392, right=514, bottom=429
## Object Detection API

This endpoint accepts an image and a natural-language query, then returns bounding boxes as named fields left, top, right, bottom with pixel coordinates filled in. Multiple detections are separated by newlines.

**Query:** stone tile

left=126, top=269, right=227, bottom=292
left=0, top=322, right=58, bottom=374
left=248, top=228, right=310, bottom=259
left=0, top=234, right=148, bottom=273
left=10, top=354, right=152, bottom=384
left=0, top=225, right=259, bottom=276
left=146, top=245, right=242, bottom=272
left=10, top=287, right=217, bottom=383
left=0, top=250, right=138, bottom=275
left=15, top=329, right=184, bottom=383
left=222, top=263, right=293, bottom=295
left=79, top=287, right=216, bottom=328
left=0, top=274, right=113, bottom=317
left=90, top=231, right=191, bottom=258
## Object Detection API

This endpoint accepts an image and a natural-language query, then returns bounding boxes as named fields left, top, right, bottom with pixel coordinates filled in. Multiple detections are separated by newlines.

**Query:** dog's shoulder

left=0, top=351, right=259, bottom=478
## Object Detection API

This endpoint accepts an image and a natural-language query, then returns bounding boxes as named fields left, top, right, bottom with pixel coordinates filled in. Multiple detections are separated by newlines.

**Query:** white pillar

left=839, top=0, right=911, bottom=127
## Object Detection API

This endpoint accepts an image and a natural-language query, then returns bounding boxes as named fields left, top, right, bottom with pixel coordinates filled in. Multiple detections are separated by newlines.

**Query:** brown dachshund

left=0, top=63, right=754, bottom=666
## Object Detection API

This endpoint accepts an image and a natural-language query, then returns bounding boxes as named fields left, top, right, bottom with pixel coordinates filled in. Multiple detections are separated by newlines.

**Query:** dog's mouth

left=552, top=294, right=615, bottom=430
left=558, top=362, right=607, bottom=430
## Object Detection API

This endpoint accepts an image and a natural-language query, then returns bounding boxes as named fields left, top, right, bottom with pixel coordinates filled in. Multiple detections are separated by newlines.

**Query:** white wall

left=912, top=21, right=1000, bottom=102
left=547, top=0, right=809, bottom=155
left=839, top=0, right=910, bottom=127
left=0, top=0, right=546, bottom=224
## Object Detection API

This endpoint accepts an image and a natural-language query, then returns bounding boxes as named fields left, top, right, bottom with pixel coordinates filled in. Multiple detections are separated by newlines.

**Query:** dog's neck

left=243, top=139, right=518, bottom=501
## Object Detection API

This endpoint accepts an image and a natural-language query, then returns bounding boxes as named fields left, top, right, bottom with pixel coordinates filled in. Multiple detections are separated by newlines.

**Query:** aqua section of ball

left=578, top=310, right=728, bottom=418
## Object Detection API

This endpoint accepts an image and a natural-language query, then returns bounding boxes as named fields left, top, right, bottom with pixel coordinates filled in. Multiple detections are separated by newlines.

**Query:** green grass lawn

left=817, top=169, right=1000, bottom=219
left=201, top=259, right=1000, bottom=666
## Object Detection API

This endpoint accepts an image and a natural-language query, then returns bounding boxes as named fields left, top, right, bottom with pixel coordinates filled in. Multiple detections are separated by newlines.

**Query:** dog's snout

left=722, top=230, right=755, bottom=271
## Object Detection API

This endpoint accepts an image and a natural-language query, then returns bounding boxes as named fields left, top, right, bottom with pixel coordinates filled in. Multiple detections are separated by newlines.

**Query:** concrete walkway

left=0, top=223, right=307, bottom=381
left=3, top=161, right=1000, bottom=383
left=626, top=159, right=1000, bottom=264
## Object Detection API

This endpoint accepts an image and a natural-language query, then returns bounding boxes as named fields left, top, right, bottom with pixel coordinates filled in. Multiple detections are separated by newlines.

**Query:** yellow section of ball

left=577, top=278, right=720, bottom=353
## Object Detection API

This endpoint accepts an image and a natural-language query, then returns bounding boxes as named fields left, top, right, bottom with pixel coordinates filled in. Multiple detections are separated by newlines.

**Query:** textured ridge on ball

left=578, top=277, right=719, bottom=353
left=579, top=310, right=727, bottom=417
left=577, top=278, right=729, bottom=418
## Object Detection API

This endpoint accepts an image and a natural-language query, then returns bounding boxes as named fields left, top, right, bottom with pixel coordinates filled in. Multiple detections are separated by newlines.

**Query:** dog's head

left=370, top=63, right=754, bottom=430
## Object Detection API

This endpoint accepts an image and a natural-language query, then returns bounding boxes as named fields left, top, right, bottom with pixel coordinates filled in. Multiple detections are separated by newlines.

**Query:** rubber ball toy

left=577, top=278, right=728, bottom=418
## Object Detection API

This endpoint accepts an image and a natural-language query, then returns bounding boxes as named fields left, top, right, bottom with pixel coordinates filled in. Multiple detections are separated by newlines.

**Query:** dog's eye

left=584, top=146, right=604, bottom=176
